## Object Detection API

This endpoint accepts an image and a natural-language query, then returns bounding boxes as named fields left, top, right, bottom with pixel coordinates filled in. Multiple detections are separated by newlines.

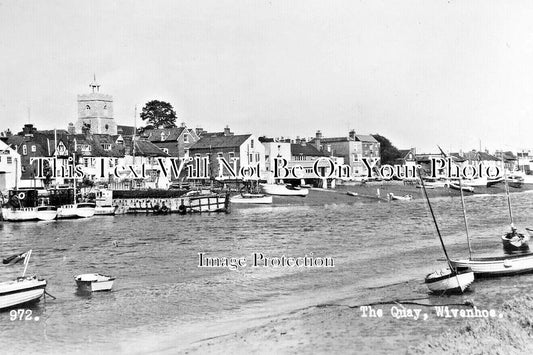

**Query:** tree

left=139, top=100, right=177, bottom=132
left=371, top=134, right=402, bottom=165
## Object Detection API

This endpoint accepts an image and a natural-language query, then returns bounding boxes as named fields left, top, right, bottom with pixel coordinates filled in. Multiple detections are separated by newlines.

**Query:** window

left=255, top=153, right=260, bottom=161
left=160, top=132, right=166, bottom=141
left=31, top=145, right=36, bottom=152
left=22, top=145, right=27, bottom=155
left=101, top=143, right=111, bottom=151
left=162, top=148, right=169, bottom=154
left=7, top=156, right=12, bottom=164
left=250, top=140, right=254, bottom=148
left=86, top=105, right=90, bottom=110
left=183, top=134, right=189, bottom=143
left=229, top=152, right=235, bottom=159
left=249, top=154, right=253, bottom=162
left=83, top=158, right=89, bottom=167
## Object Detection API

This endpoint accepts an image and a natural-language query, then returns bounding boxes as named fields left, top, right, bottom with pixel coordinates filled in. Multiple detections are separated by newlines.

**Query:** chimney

left=67, top=122, right=75, bottom=135
left=224, top=125, right=231, bottom=136
left=295, top=136, right=301, bottom=144
left=181, top=122, right=186, bottom=128
left=315, top=130, right=322, bottom=150
left=349, top=130, right=356, bottom=140
left=195, top=127, right=205, bottom=136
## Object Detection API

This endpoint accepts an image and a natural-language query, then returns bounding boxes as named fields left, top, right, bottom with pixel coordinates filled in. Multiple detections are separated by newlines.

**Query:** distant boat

left=95, top=205, right=117, bottom=216
left=75, top=273, right=114, bottom=292
left=1, top=190, right=39, bottom=222
left=448, top=182, right=474, bottom=193
left=486, top=178, right=503, bottom=187
left=94, top=189, right=116, bottom=216
left=461, top=177, right=488, bottom=187
left=36, top=205, right=58, bottom=221
left=260, top=183, right=309, bottom=197
left=230, top=193, right=273, bottom=204
left=500, top=171, right=529, bottom=251
left=387, top=193, right=413, bottom=201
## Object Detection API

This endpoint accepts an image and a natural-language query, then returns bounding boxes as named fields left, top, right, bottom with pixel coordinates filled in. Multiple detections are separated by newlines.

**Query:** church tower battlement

left=75, top=76, right=117, bottom=135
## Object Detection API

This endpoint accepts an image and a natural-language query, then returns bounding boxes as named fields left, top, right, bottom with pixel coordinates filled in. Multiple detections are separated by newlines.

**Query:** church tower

left=75, top=76, right=117, bottom=135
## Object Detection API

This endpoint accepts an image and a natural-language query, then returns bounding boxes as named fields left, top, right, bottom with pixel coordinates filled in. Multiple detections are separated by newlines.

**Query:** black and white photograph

left=2, top=1, right=533, bottom=354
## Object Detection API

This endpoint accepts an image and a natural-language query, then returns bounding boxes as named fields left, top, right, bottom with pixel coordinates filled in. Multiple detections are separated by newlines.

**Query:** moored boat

left=260, top=183, right=309, bottom=197
left=501, top=230, right=530, bottom=251
left=0, top=250, right=47, bottom=310
left=425, top=268, right=474, bottom=294
left=230, top=193, right=273, bottom=204
left=387, top=193, right=413, bottom=201
left=448, top=182, right=474, bottom=193
left=1, top=190, right=39, bottom=222
left=450, top=253, right=533, bottom=276
left=75, top=273, right=114, bottom=292
left=36, top=205, right=58, bottom=221
left=418, top=174, right=474, bottom=294
left=76, top=202, right=96, bottom=218
left=0, top=276, right=47, bottom=310
left=95, top=205, right=117, bottom=215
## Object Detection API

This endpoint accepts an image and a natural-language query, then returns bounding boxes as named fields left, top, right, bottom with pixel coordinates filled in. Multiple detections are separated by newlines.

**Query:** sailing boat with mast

left=419, top=173, right=474, bottom=293
left=56, top=153, right=95, bottom=219
left=500, top=161, right=529, bottom=250
left=450, top=178, right=533, bottom=276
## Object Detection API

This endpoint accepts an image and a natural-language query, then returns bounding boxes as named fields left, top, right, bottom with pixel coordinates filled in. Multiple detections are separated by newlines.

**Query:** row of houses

left=0, top=121, right=382, bottom=191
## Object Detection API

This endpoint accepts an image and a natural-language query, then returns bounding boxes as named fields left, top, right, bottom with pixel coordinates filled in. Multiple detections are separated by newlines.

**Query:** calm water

left=2, top=189, right=533, bottom=353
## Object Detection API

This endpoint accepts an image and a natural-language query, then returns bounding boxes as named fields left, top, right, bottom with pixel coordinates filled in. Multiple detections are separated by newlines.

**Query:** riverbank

left=165, top=294, right=533, bottom=354
left=409, top=295, right=533, bottom=354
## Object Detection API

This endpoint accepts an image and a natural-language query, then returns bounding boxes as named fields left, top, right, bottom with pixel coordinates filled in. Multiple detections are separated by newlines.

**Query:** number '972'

left=9, top=309, right=34, bottom=321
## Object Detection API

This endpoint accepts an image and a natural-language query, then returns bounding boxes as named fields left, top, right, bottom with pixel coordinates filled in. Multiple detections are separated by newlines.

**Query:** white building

left=0, top=140, right=21, bottom=192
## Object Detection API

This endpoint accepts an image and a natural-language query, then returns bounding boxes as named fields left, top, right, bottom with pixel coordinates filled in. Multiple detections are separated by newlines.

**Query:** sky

left=1, top=0, right=533, bottom=153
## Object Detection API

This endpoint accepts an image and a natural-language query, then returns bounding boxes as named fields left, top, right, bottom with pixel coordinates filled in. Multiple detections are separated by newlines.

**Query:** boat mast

left=502, top=155, right=514, bottom=229
left=73, top=152, right=77, bottom=204
left=418, top=169, right=454, bottom=270
left=458, top=179, right=473, bottom=259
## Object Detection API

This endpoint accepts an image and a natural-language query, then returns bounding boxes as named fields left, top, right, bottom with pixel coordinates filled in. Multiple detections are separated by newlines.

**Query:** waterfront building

left=0, top=139, right=21, bottom=192
left=188, top=127, right=265, bottom=181
left=141, top=123, right=200, bottom=158
left=309, top=130, right=380, bottom=177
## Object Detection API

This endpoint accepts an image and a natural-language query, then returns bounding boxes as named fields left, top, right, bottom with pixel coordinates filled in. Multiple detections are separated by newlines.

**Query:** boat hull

left=1, top=207, right=38, bottom=222
left=260, top=184, right=309, bottom=196
left=230, top=194, right=273, bottom=204
left=502, top=232, right=530, bottom=250
left=76, top=203, right=96, bottom=218
left=0, top=278, right=47, bottom=310
left=75, top=274, right=114, bottom=292
left=94, top=206, right=117, bottom=216
left=36, top=206, right=58, bottom=221
left=450, top=253, right=533, bottom=276
left=425, top=269, right=474, bottom=293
